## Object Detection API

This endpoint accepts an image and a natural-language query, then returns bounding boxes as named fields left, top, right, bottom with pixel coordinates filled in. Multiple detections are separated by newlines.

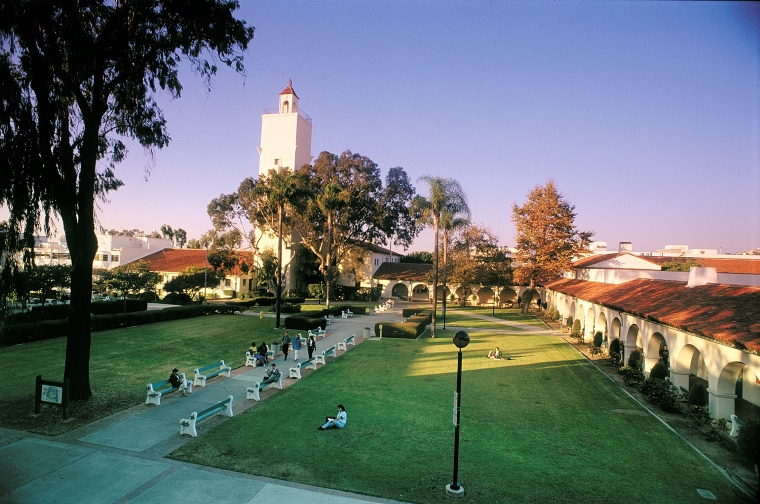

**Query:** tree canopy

left=511, top=179, right=593, bottom=313
left=0, top=1, right=254, bottom=400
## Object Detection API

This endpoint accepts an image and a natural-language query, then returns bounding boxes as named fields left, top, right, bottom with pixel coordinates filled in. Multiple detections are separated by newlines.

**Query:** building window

left=374, top=259, right=379, bottom=266
left=112, top=255, right=119, bottom=262
left=274, top=158, right=280, bottom=165
left=225, top=279, right=231, bottom=287
left=101, top=254, right=109, bottom=261
left=242, top=279, right=247, bottom=286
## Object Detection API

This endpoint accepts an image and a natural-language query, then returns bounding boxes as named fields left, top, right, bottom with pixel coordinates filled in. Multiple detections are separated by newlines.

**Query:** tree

left=401, top=251, right=433, bottom=264
left=439, top=201, right=470, bottom=328
left=25, top=264, right=72, bottom=311
left=160, top=225, right=174, bottom=243
left=163, top=265, right=221, bottom=300
left=378, top=167, right=420, bottom=250
left=173, top=228, right=187, bottom=249
left=99, top=261, right=161, bottom=310
left=410, top=177, right=469, bottom=337
left=0, top=1, right=254, bottom=400
left=257, top=248, right=278, bottom=292
left=448, top=225, right=512, bottom=308
left=292, top=151, right=386, bottom=309
left=511, top=180, right=593, bottom=314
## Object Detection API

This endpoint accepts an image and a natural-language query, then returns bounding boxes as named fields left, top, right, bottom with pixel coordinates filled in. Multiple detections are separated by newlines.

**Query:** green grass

left=170, top=330, right=739, bottom=504
left=440, top=307, right=548, bottom=331
left=0, top=314, right=272, bottom=434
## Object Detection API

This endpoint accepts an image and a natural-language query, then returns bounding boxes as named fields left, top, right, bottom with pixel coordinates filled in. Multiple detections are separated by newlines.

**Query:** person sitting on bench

left=487, top=347, right=502, bottom=360
left=250, top=341, right=267, bottom=367
left=169, top=367, right=191, bottom=396
left=319, top=404, right=347, bottom=430
left=262, top=363, right=281, bottom=385
left=258, top=341, right=269, bottom=364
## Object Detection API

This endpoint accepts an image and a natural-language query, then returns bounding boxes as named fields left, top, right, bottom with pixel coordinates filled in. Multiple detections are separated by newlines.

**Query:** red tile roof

left=373, top=262, right=432, bottom=282
left=545, top=278, right=760, bottom=353
left=279, top=79, right=299, bottom=98
left=133, top=249, right=254, bottom=276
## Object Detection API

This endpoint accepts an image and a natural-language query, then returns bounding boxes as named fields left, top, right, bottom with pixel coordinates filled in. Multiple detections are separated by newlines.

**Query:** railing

left=262, top=107, right=312, bottom=125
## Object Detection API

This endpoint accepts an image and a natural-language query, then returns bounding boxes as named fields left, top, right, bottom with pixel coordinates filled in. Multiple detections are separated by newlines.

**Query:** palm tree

left=411, top=177, right=469, bottom=338
left=440, top=211, right=470, bottom=329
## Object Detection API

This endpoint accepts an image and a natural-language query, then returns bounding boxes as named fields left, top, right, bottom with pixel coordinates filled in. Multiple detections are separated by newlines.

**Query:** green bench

left=315, top=345, right=337, bottom=365
left=288, top=357, right=318, bottom=379
left=193, top=360, right=231, bottom=387
left=246, top=372, right=283, bottom=401
left=179, top=395, right=234, bottom=437
left=145, top=373, right=192, bottom=406
left=337, top=334, right=356, bottom=352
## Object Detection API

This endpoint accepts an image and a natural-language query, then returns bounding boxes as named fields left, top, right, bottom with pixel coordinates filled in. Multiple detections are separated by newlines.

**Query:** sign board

left=35, top=375, right=69, bottom=419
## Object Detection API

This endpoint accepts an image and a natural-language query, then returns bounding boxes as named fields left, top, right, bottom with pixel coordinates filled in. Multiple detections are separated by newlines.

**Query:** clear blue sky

left=98, top=1, right=759, bottom=253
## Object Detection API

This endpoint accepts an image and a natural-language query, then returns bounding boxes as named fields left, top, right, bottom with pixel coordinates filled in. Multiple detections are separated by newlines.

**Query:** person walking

left=282, top=332, right=292, bottom=361
left=307, top=335, right=317, bottom=359
left=292, top=333, right=303, bottom=361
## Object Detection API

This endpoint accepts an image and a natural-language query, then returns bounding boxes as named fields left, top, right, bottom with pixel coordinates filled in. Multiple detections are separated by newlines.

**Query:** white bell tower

left=257, top=79, right=313, bottom=176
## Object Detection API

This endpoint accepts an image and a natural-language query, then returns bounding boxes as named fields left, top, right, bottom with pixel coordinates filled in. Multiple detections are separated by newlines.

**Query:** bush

left=737, top=420, right=760, bottom=468
left=566, top=317, right=573, bottom=329
left=593, top=331, right=603, bottom=347
left=571, top=319, right=582, bottom=341
left=272, top=302, right=301, bottom=314
left=162, top=292, right=193, bottom=305
left=283, top=296, right=306, bottom=304
left=639, top=378, right=680, bottom=412
left=375, top=319, right=426, bottom=339
left=618, top=366, right=644, bottom=386
left=685, top=405, right=711, bottom=426
left=649, top=361, right=669, bottom=380
left=688, top=383, right=708, bottom=407
left=283, top=316, right=326, bottom=331
left=90, top=299, right=148, bottom=315
left=627, top=349, right=643, bottom=370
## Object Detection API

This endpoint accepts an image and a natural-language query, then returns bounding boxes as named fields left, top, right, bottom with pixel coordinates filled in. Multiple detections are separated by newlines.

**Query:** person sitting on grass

left=262, top=363, right=281, bottom=385
left=319, top=404, right=347, bottom=430
left=169, top=367, right=191, bottom=396
left=487, top=347, right=502, bottom=360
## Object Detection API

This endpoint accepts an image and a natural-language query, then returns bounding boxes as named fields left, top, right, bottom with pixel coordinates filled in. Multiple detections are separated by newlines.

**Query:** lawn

left=439, top=307, right=549, bottom=331
left=169, top=326, right=741, bottom=504
left=0, top=313, right=273, bottom=434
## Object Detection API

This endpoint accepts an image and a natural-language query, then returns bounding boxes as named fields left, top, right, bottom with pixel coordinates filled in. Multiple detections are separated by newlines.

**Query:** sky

left=71, top=2, right=760, bottom=253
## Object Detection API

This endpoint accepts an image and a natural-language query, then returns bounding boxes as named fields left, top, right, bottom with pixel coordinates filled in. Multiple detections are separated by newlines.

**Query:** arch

left=391, top=283, right=408, bottom=300
left=624, top=324, right=641, bottom=365
left=282, top=100, right=290, bottom=113
left=436, top=285, right=450, bottom=299
left=569, top=301, right=577, bottom=322
left=645, top=332, right=667, bottom=373
left=711, top=362, right=748, bottom=420
left=411, top=283, right=428, bottom=301
left=610, top=317, right=622, bottom=342
left=478, top=289, right=494, bottom=305
left=672, top=344, right=706, bottom=392
left=562, top=298, right=570, bottom=319
left=500, top=288, right=517, bottom=302
left=595, top=311, right=608, bottom=343
left=585, top=307, right=595, bottom=341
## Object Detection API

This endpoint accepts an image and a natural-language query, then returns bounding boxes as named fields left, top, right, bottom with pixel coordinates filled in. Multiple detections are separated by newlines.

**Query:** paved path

left=0, top=308, right=407, bottom=504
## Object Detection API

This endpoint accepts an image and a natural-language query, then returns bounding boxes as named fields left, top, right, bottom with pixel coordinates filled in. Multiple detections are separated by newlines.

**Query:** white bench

left=337, top=334, right=357, bottom=352
left=730, top=414, right=744, bottom=437
left=193, top=360, right=231, bottom=387
left=289, top=357, right=318, bottom=379
left=179, top=395, right=233, bottom=437
left=315, top=345, right=338, bottom=365
left=341, top=309, right=353, bottom=319
left=245, top=351, right=256, bottom=367
left=308, top=327, right=326, bottom=339
left=246, top=373, right=283, bottom=401
left=145, top=373, right=192, bottom=406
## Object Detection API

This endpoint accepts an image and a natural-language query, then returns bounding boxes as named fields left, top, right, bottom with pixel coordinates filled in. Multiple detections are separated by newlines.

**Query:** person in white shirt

left=319, top=404, right=347, bottom=430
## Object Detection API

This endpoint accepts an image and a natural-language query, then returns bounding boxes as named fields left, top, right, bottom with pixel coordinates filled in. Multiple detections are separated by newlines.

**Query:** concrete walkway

left=0, top=308, right=408, bottom=504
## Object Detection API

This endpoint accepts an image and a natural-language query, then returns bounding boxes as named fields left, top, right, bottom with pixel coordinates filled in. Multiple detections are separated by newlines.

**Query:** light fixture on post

left=445, top=330, right=470, bottom=498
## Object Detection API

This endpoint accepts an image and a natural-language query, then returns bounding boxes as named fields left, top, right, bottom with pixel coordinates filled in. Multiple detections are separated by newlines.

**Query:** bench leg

left=246, top=386, right=261, bottom=401
left=180, top=414, right=198, bottom=437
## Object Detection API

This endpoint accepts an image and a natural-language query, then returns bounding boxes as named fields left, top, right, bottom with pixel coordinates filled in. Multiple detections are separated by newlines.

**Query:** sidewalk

left=0, top=308, right=407, bottom=504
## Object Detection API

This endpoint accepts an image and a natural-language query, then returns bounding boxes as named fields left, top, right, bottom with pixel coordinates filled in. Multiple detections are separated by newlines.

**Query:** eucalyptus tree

left=410, top=177, right=469, bottom=338
left=511, top=180, right=593, bottom=314
left=0, top=1, right=254, bottom=399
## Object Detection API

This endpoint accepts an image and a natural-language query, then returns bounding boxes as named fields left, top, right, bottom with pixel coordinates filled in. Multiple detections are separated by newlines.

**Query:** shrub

left=649, top=361, right=669, bottom=380
left=272, top=302, right=301, bottom=314
left=375, top=320, right=425, bottom=339
left=223, top=289, right=235, bottom=298
left=686, top=405, right=711, bottom=426
left=639, top=378, right=680, bottom=412
left=571, top=319, right=582, bottom=341
left=593, top=332, right=603, bottom=347
left=283, top=315, right=326, bottom=331
left=162, top=292, right=192, bottom=305
left=737, top=420, right=760, bottom=468
left=283, top=296, right=306, bottom=304
left=688, top=383, right=708, bottom=407
left=566, top=317, right=573, bottom=329
left=627, top=349, right=643, bottom=370
left=90, top=299, right=148, bottom=315
left=618, top=366, right=644, bottom=386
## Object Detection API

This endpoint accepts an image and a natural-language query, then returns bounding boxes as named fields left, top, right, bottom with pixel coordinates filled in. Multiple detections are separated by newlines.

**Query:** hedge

left=90, top=299, right=148, bottom=315
left=374, top=319, right=427, bottom=339
left=2, top=304, right=244, bottom=346
left=283, top=316, right=327, bottom=331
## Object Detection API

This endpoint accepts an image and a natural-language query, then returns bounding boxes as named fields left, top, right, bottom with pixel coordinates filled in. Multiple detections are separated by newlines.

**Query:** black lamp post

left=445, top=330, right=470, bottom=498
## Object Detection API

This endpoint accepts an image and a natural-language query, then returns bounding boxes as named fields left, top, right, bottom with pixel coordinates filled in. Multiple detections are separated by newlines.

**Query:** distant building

left=34, top=233, right=173, bottom=270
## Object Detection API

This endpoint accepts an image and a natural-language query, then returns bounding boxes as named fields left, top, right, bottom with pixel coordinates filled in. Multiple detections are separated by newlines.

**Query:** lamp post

left=445, top=330, right=470, bottom=498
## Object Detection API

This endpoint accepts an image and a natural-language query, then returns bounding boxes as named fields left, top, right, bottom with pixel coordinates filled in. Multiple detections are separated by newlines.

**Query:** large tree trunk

left=324, top=213, right=333, bottom=309
left=441, top=230, right=448, bottom=330
left=431, top=218, right=439, bottom=338
left=520, top=278, right=536, bottom=315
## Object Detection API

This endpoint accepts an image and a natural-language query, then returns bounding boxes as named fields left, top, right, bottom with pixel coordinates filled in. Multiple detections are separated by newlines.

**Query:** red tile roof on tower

left=279, top=79, right=298, bottom=98
left=545, top=278, right=760, bottom=353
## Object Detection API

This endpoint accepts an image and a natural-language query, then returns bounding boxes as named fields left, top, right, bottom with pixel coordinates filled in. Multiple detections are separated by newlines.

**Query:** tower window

left=274, top=158, right=280, bottom=166
left=282, top=101, right=289, bottom=113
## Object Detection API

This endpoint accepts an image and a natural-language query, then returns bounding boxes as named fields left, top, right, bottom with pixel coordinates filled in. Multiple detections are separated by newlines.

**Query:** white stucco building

left=34, top=233, right=173, bottom=270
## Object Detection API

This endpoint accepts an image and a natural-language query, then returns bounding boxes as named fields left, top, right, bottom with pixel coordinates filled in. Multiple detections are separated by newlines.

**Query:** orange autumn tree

left=511, top=180, right=593, bottom=314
